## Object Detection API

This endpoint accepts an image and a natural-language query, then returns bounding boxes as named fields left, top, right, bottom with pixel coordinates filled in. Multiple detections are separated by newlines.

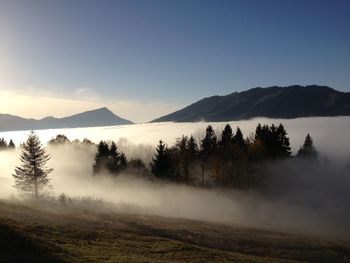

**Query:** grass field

left=0, top=200, right=349, bottom=263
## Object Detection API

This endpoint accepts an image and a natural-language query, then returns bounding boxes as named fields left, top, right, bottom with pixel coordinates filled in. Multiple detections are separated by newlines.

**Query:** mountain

left=152, top=85, right=350, bottom=122
left=0, top=107, right=133, bottom=132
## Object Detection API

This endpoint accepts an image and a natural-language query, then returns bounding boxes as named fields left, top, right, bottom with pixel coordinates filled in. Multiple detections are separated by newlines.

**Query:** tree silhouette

left=232, top=127, right=245, bottom=150
left=12, top=131, right=53, bottom=199
left=107, top=142, right=121, bottom=172
left=48, top=134, right=70, bottom=145
left=93, top=141, right=127, bottom=174
left=276, top=124, right=291, bottom=157
left=151, top=140, right=172, bottom=179
left=297, top=134, right=317, bottom=158
left=119, top=153, right=128, bottom=170
left=201, top=125, right=217, bottom=156
left=254, top=123, right=290, bottom=158
left=0, top=138, right=7, bottom=150
left=187, top=135, right=198, bottom=184
left=219, top=124, right=233, bottom=148
left=8, top=139, right=16, bottom=149
left=199, top=125, right=217, bottom=185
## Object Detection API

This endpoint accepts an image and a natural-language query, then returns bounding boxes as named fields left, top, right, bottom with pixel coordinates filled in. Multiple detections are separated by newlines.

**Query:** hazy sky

left=0, top=0, right=349, bottom=122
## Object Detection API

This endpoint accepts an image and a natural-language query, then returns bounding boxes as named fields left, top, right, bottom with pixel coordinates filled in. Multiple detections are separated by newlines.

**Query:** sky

left=0, top=0, right=349, bottom=123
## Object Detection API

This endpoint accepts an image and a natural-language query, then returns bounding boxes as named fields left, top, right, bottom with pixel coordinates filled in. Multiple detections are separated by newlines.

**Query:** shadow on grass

left=0, top=220, right=66, bottom=263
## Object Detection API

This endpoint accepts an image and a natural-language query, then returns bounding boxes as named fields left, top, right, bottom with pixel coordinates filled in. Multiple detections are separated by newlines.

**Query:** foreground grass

left=0, top=200, right=349, bottom=263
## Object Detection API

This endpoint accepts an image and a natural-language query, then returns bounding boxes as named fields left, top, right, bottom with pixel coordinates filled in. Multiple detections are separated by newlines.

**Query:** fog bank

left=0, top=117, right=349, bottom=238
left=1, top=116, right=350, bottom=160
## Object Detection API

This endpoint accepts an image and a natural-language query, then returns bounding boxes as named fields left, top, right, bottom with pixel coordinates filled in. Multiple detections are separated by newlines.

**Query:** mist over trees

left=0, top=137, right=16, bottom=150
left=297, top=134, right=318, bottom=158
left=148, top=123, right=317, bottom=189
left=10, top=123, right=320, bottom=199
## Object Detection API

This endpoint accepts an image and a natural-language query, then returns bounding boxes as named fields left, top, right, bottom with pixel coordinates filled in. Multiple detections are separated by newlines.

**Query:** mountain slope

left=152, top=85, right=350, bottom=122
left=0, top=107, right=133, bottom=132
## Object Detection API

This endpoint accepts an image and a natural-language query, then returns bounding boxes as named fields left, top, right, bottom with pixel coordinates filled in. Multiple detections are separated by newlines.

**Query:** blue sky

left=0, top=0, right=349, bottom=122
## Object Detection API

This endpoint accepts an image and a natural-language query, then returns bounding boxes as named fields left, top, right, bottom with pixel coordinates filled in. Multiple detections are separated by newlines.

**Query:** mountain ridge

left=0, top=107, right=133, bottom=132
left=151, top=85, right=350, bottom=122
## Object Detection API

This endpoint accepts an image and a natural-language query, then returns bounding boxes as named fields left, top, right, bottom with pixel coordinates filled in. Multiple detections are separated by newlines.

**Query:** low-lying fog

left=0, top=117, right=350, bottom=237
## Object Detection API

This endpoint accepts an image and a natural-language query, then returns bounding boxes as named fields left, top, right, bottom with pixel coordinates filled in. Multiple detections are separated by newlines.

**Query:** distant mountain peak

left=151, top=85, right=350, bottom=123
left=0, top=108, right=133, bottom=132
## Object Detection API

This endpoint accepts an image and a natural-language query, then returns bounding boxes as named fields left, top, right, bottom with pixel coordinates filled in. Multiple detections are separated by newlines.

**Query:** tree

left=187, top=135, right=198, bottom=184
left=232, top=127, right=245, bottom=150
left=297, top=134, right=318, bottom=158
left=93, top=141, right=110, bottom=174
left=175, top=135, right=189, bottom=182
left=276, top=123, right=291, bottom=157
left=127, top=158, right=150, bottom=177
left=48, top=134, right=70, bottom=145
left=199, top=125, right=217, bottom=185
left=93, top=141, right=126, bottom=174
left=8, top=139, right=16, bottom=149
left=12, top=131, right=53, bottom=200
left=0, top=138, right=7, bottom=150
left=151, top=140, right=172, bottom=179
left=119, top=153, right=128, bottom=170
left=218, top=124, right=233, bottom=148
left=254, top=123, right=290, bottom=159
left=107, top=142, right=121, bottom=172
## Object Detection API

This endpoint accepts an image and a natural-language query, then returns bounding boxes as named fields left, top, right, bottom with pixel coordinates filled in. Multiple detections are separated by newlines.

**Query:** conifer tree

left=187, top=135, right=198, bottom=162
left=276, top=123, right=291, bottom=157
left=219, top=124, right=233, bottom=148
left=93, top=141, right=110, bottom=174
left=201, top=125, right=217, bottom=156
left=8, top=139, right=16, bottom=149
left=186, top=135, right=198, bottom=184
left=199, top=125, right=217, bottom=185
left=233, top=127, right=245, bottom=150
left=297, top=134, right=318, bottom=158
left=12, top=131, right=53, bottom=199
left=108, top=142, right=120, bottom=172
left=0, top=138, right=7, bottom=150
left=93, top=141, right=126, bottom=174
left=119, top=153, right=128, bottom=170
left=151, top=140, right=172, bottom=179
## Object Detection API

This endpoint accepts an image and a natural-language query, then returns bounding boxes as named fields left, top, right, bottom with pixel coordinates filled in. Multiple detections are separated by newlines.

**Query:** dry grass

left=0, top=200, right=349, bottom=263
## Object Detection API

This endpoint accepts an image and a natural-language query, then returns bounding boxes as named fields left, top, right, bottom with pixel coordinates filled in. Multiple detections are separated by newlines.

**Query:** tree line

left=149, top=124, right=317, bottom=188
left=11, top=123, right=318, bottom=199
left=0, top=137, right=16, bottom=150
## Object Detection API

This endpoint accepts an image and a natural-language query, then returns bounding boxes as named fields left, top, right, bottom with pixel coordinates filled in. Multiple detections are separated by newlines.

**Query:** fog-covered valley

left=1, top=117, right=350, bottom=238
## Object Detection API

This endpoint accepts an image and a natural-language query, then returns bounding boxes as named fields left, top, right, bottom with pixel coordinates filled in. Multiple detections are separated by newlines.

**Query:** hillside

left=152, top=85, right=350, bottom=122
left=0, top=200, right=349, bottom=263
left=0, top=107, right=133, bottom=132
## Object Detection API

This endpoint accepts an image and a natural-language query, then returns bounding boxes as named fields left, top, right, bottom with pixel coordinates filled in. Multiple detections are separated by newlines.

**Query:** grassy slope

left=0, top=200, right=349, bottom=263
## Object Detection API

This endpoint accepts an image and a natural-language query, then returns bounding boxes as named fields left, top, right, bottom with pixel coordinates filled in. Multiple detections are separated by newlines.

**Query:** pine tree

left=8, top=139, right=16, bottom=149
left=233, top=127, right=245, bottom=150
left=119, top=153, right=128, bottom=170
left=201, top=125, right=217, bottom=156
left=48, top=134, right=70, bottom=145
left=12, top=131, right=53, bottom=199
left=93, top=141, right=126, bottom=174
left=187, top=135, right=198, bottom=184
left=93, top=141, right=110, bottom=174
left=276, top=123, right=291, bottom=157
left=187, top=135, right=198, bottom=162
left=175, top=136, right=190, bottom=183
left=297, top=134, right=318, bottom=158
left=0, top=138, right=7, bottom=150
left=151, top=140, right=172, bottom=179
left=219, top=124, right=233, bottom=148
left=108, top=141, right=120, bottom=172
left=199, top=125, right=217, bottom=185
